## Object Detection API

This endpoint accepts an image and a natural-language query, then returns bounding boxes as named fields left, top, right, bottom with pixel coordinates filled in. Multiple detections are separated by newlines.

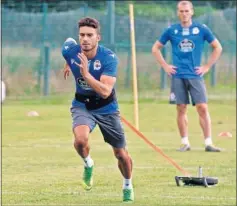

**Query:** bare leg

left=73, top=125, right=94, bottom=189
left=196, top=103, right=211, bottom=138
left=176, top=104, right=188, bottom=137
left=73, top=125, right=91, bottom=158
left=113, top=147, right=133, bottom=179
left=118, top=153, right=133, bottom=177
left=114, top=147, right=134, bottom=201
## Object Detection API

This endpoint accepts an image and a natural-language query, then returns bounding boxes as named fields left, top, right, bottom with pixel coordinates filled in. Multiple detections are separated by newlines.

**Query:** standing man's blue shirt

left=62, top=38, right=119, bottom=114
left=159, top=22, right=215, bottom=79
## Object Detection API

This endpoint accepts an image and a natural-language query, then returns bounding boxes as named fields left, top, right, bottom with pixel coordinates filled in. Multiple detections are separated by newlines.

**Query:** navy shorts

left=169, top=77, right=207, bottom=106
left=70, top=106, right=126, bottom=148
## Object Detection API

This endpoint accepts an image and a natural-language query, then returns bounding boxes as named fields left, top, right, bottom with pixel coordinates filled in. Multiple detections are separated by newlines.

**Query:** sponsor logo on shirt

left=178, top=38, right=195, bottom=52
left=76, top=77, right=92, bottom=90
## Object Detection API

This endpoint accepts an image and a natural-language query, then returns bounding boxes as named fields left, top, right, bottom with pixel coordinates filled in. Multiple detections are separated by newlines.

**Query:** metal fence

left=1, top=1, right=236, bottom=97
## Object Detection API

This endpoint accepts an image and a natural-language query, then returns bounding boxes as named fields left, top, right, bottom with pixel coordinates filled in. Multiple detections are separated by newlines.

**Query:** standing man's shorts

left=169, top=77, right=207, bottom=105
left=70, top=106, right=126, bottom=148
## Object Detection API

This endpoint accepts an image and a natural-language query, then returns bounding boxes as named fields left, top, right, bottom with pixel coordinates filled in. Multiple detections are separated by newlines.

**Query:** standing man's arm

left=195, top=39, right=222, bottom=75
left=152, top=26, right=177, bottom=76
left=151, top=41, right=167, bottom=69
left=196, top=24, right=222, bottom=76
left=152, top=41, right=177, bottom=76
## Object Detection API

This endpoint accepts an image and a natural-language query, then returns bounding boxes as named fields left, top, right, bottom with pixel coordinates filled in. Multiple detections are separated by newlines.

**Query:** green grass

left=2, top=98, right=236, bottom=206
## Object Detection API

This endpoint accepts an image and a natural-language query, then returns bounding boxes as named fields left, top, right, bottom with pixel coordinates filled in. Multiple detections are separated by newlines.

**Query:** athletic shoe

left=205, top=145, right=221, bottom=152
left=177, top=144, right=191, bottom=152
left=82, top=166, right=93, bottom=190
left=123, top=188, right=134, bottom=202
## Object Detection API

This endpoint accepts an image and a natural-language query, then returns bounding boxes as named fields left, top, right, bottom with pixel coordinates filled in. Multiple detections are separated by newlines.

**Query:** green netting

left=1, top=2, right=236, bottom=96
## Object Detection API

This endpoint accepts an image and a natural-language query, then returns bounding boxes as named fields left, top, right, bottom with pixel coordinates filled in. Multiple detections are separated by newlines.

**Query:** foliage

left=115, top=2, right=217, bottom=20
left=1, top=0, right=236, bottom=14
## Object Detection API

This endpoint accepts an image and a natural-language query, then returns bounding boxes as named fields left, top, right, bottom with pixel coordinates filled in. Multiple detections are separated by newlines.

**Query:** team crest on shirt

left=178, top=38, right=195, bottom=52
left=94, top=60, right=101, bottom=70
left=192, top=27, right=200, bottom=34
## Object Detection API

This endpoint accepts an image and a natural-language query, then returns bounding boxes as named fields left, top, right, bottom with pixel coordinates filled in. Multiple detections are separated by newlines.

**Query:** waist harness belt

left=75, top=89, right=116, bottom=110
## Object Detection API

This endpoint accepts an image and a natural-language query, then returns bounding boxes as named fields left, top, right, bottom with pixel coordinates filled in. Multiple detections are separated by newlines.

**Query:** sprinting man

left=61, top=17, right=134, bottom=202
left=152, top=1, right=223, bottom=152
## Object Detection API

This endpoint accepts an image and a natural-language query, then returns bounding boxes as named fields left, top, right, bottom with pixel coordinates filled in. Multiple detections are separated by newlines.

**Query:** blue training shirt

left=158, top=22, right=215, bottom=79
left=61, top=38, right=119, bottom=114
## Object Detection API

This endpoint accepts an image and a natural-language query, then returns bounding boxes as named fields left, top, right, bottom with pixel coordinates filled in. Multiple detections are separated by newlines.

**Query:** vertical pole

left=40, top=2, right=48, bottom=94
left=160, top=48, right=167, bottom=90
left=160, top=18, right=170, bottom=90
left=107, top=0, right=115, bottom=49
left=129, top=4, right=139, bottom=129
left=228, top=41, right=234, bottom=82
left=206, top=2, right=216, bottom=87
left=125, top=48, right=131, bottom=88
left=42, top=2, right=48, bottom=43
left=43, top=45, right=50, bottom=96
left=38, top=47, right=43, bottom=92
left=84, top=2, right=88, bottom=16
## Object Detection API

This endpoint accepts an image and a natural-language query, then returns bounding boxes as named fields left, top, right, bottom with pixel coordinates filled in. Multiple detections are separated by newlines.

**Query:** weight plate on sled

left=175, top=176, right=218, bottom=187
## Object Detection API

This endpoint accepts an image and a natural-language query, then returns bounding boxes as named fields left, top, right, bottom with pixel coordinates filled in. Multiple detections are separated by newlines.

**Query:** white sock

left=205, top=137, right=213, bottom=146
left=83, top=155, right=94, bottom=168
left=123, top=178, right=133, bottom=189
left=181, top=137, right=189, bottom=145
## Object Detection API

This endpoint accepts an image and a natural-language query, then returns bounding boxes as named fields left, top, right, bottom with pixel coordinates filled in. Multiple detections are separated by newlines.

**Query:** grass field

left=2, top=98, right=236, bottom=206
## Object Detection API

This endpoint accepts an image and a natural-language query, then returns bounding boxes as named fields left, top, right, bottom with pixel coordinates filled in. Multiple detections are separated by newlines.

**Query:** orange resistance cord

left=121, top=116, right=191, bottom=177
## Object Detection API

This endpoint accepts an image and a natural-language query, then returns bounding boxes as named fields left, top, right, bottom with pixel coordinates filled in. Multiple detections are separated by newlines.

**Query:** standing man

left=152, top=1, right=222, bottom=152
left=62, top=17, right=134, bottom=202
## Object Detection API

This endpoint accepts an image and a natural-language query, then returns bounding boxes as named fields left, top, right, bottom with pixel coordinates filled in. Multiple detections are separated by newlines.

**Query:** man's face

left=177, top=3, right=193, bottom=24
left=78, top=26, right=100, bottom=52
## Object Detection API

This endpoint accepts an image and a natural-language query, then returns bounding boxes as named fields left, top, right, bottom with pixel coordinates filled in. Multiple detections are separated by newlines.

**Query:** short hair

left=78, top=17, right=101, bottom=34
left=177, top=1, right=193, bottom=9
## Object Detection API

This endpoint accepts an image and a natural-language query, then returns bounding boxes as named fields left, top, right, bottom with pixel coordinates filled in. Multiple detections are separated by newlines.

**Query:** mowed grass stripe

left=2, top=100, right=236, bottom=206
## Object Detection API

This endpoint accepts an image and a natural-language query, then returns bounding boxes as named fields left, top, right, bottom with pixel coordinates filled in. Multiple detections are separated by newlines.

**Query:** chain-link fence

left=1, top=1, right=236, bottom=98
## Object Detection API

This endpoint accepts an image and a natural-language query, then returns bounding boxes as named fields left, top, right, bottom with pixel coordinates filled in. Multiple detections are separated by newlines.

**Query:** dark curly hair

left=78, top=17, right=101, bottom=34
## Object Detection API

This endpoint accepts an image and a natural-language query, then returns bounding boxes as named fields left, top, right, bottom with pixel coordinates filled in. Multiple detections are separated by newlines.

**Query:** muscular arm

left=76, top=52, right=116, bottom=98
left=83, top=73, right=116, bottom=99
left=206, top=39, right=222, bottom=68
left=151, top=41, right=168, bottom=68
left=152, top=40, right=177, bottom=75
